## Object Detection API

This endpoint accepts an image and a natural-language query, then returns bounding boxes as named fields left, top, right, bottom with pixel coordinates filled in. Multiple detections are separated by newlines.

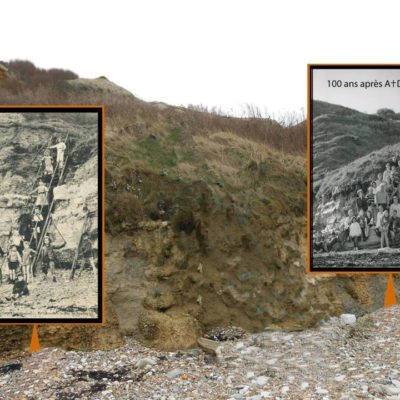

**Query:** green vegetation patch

left=166, top=127, right=183, bottom=144
left=134, top=137, right=178, bottom=170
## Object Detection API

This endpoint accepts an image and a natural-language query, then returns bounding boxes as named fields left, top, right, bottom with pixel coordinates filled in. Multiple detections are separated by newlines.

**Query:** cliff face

left=0, top=62, right=396, bottom=353
left=52, top=156, right=99, bottom=261
left=0, top=111, right=125, bottom=348
left=0, top=113, right=42, bottom=239
left=104, top=139, right=340, bottom=351
left=0, top=112, right=98, bottom=255
left=103, top=111, right=395, bottom=350
left=313, top=100, right=400, bottom=195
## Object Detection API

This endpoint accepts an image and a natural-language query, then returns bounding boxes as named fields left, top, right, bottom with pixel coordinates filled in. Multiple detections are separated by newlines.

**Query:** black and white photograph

left=0, top=107, right=103, bottom=322
left=310, top=66, right=400, bottom=271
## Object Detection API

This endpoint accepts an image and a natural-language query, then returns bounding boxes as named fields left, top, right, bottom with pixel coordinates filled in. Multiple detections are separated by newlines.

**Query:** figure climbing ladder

left=0, top=134, right=69, bottom=284
left=30, top=134, right=69, bottom=277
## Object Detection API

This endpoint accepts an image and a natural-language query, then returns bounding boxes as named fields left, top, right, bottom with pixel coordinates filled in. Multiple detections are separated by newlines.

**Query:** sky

left=2, top=0, right=400, bottom=116
left=313, top=69, right=400, bottom=114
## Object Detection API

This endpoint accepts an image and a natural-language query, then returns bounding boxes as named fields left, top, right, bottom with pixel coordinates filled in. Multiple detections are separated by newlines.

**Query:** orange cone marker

left=384, top=273, right=396, bottom=308
left=29, top=324, right=40, bottom=352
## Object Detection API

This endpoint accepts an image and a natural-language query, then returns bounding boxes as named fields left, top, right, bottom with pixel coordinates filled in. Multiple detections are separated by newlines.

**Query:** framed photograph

left=308, top=65, right=400, bottom=272
left=0, top=106, right=104, bottom=323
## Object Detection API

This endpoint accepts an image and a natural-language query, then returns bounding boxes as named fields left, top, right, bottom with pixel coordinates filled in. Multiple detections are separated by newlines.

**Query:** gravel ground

left=313, top=248, right=400, bottom=268
left=0, top=306, right=400, bottom=399
left=0, top=269, right=98, bottom=319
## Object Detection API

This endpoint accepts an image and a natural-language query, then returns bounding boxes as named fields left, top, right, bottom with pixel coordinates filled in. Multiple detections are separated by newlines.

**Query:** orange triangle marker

left=384, top=273, right=397, bottom=308
left=29, top=324, right=40, bottom=352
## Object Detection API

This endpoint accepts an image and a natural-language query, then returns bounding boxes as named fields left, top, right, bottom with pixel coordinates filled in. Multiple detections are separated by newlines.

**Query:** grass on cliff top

left=106, top=126, right=307, bottom=233
left=106, top=127, right=188, bottom=179
left=107, top=126, right=305, bottom=188
left=313, top=100, right=400, bottom=176
left=134, top=137, right=178, bottom=170
left=192, top=131, right=305, bottom=187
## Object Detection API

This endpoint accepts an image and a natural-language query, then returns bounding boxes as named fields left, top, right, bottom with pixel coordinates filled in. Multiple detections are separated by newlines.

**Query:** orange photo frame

left=0, top=105, right=105, bottom=325
left=308, top=64, right=400, bottom=275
